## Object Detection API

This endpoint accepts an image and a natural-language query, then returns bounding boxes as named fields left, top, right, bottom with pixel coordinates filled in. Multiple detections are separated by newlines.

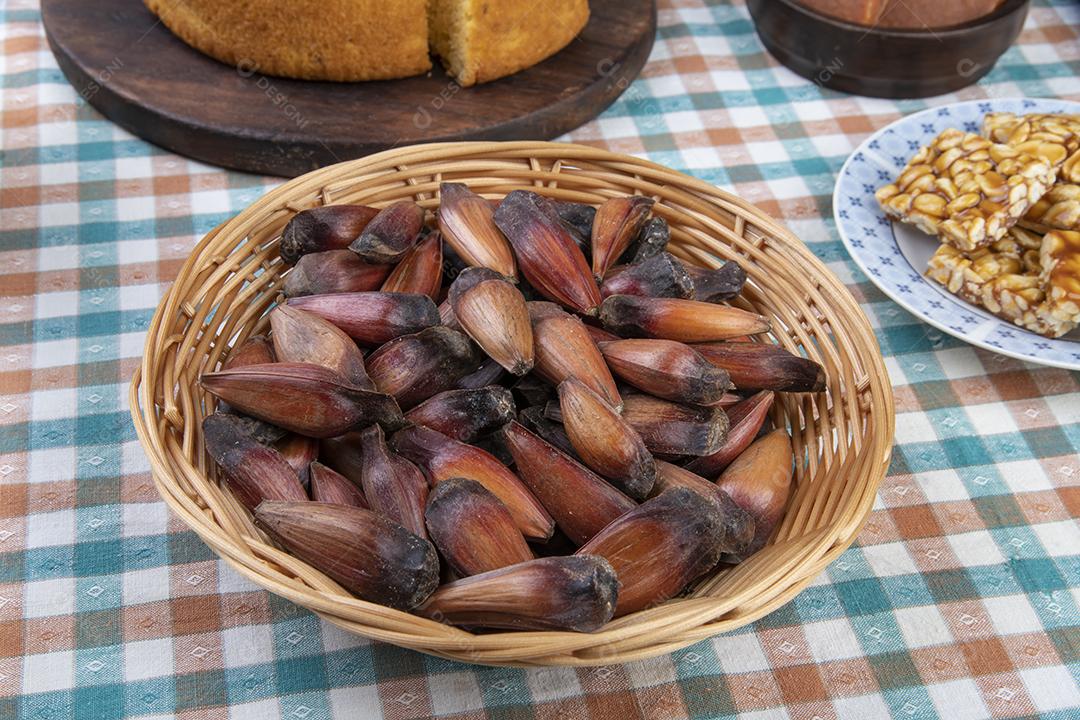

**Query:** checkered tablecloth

left=3, top=0, right=1079, bottom=717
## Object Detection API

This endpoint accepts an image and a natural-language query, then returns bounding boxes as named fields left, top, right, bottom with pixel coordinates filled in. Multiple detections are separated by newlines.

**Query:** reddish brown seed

left=365, top=326, right=481, bottom=409
left=318, top=431, right=365, bottom=486
left=591, top=195, right=655, bottom=279
left=693, top=342, right=827, bottom=392
left=576, top=487, right=724, bottom=616
left=223, top=335, right=275, bottom=370
left=449, top=267, right=534, bottom=375
left=274, top=433, right=319, bottom=487
left=620, top=393, right=729, bottom=457
left=582, top=323, right=622, bottom=345
left=599, top=295, right=771, bottom=342
left=553, top=200, right=596, bottom=248
left=416, top=555, right=618, bottom=631
left=279, top=204, right=380, bottom=265
left=500, top=421, right=636, bottom=545
left=199, top=362, right=405, bottom=438
left=404, top=386, right=516, bottom=443
left=652, top=461, right=755, bottom=556
left=381, top=231, right=444, bottom=299
left=493, top=191, right=602, bottom=315
left=600, top=252, right=694, bottom=300
left=424, top=477, right=533, bottom=577
left=438, top=183, right=516, bottom=277
left=685, top=391, right=775, bottom=478
left=283, top=249, right=393, bottom=298
left=287, top=292, right=440, bottom=346
left=391, top=425, right=554, bottom=541
left=557, top=378, right=656, bottom=500
left=254, top=501, right=438, bottom=610
left=517, top=406, right=580, bottom=460
left=529, top=301, right=622, bottom=411
left=357, top=424, right=429, bottom=539
left=715, top=429, right=794, bottom=559
left=348, top=200, right=424, bottom=264
left=455, top=358, right=506, bottom=390
left=201, top=413, right=307, bottom=512
left=269, top=305, right=374, bottom=389
left=681, top=261, right=747, bottom=303
left=309, top=461, right=368, bottom=508
left=600, top=338, right=732, bottom=406
left=438, top=299, right=461, bottom=329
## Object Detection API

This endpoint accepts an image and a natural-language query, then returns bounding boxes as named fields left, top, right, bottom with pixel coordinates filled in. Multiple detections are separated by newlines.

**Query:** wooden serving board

left=42, top=0, right=656, bottom=177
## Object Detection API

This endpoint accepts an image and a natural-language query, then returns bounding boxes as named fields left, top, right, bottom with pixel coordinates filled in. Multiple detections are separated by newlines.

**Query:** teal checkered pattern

left=2, top=0, right=1078, bottom=718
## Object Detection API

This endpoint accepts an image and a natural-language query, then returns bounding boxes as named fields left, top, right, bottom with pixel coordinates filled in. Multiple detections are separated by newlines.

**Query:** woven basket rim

left=129, top=140, right=895, bottom=666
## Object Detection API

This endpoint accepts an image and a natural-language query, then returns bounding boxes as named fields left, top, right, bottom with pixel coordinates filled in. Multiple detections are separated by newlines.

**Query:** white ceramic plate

left=834, top=98, right=1080, bottom=370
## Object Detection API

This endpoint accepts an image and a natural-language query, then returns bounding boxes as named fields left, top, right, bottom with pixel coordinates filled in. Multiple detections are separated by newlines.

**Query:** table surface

left=2, top=0, right=1079, bottom=718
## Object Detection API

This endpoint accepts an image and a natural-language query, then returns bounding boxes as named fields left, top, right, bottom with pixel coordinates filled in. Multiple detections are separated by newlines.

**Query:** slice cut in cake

left=145, top=0, right=432, bottom=82
left=428, top=0, right=590, bottom=87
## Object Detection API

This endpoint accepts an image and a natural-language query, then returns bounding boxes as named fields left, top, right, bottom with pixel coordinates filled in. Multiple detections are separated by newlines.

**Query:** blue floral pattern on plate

left=834, top=98, right=1080, bottom=371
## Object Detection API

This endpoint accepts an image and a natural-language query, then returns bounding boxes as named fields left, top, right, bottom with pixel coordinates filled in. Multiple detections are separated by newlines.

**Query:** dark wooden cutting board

left=42, top=0, right=656, bottom=177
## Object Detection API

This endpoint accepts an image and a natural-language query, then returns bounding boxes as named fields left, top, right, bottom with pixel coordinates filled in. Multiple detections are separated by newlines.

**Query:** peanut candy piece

left=983, top=112, right=1080, bottom=184
left=926, top=227, right=1080, bottom=338
left=1021, top=183, right=1080, bottom=233
left=876, top=129, right=1057, bottom=252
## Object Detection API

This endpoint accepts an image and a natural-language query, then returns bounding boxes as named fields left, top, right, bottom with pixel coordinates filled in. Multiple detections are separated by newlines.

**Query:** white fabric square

left=116, top=238, right=159, bottom=265
left=319, top=621, right=368, bottom=655
left=914, top=469, right=970, bottom=504
left=113, top=155, right=154, bottom=180
left=935, top=347, right=984, bottom=379
left=31, top=338, right=78, bottom=369
left=803, top=618, right=865, bottom=662
left=982, top=595, right=1044, bottom=636
left=124, top=638, right=174, bottom=682
left=999, top=459, right=1054, bottom=494
left=894, top=606, right=953, bottom=649
left=34, top=291, right=80, bottom=320
left=122, top=565, right=172, bottom=606
left=23, top=650, right=74, bottom=693
left=229, top=699, right=282, bottom=720
left=115, top=194, right=156, bottom=222
left=927, top=679, right=991, bottom=720
left=713, top=632, right=771, bottom=673
left=215, top=561, right=261, bottom=596
left=1032, top=520, right=1080, bottom=557
left=121, top=439, right=152, bottom=476
left=526, top=666, right=583, bottom=703
left=27, top=446, right=76, bottom=485
left=329, top=685, right=382, bottom=718
left=894, top=412, right=938, bottom=445
left=947, top=530, right=1005, bottom=567
left=965, top=402, right=1017, bottom=437
left=36, top=245, right=80, bottom=272
left=122, top=502, right=170, bottom=538
left=861, top=541, right=920, bottom=577
left=24, top=577, right=76, bottom=618
left=429, top=671, right=485, bottom=716
left=222, top=623, right=276, bottom=670
left=25, top=509, right=75, bottom=549
left=1020, top=665, right=1080, bottom=712
left=1045, top=393, right=1080, bottom=425
left=30, top=387, right=77, bottom=422
left=834, top=693, right=893, bottom=720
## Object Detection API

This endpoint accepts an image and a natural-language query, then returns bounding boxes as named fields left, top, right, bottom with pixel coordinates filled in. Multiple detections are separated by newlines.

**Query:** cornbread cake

left=144, top=0, right=432, bottom=81
left=875, top=129, right=1058, bottom=252
left=926, top=228, right=1080, bottom=338
left=983, top=112, right=1080, bottom=184
left=145, top=0, right=590, bottom=87
left=429, top=0, right=590, bottom=87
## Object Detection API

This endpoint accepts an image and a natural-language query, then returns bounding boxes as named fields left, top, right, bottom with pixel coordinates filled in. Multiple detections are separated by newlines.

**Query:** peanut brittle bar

left=1022, top=183, right=1080, bottom=233
left=875, top=129, right=1057, bottom=252
left=926, top=227, right=1080, bottom=338
left=983, top=111, right=1080, bottom=184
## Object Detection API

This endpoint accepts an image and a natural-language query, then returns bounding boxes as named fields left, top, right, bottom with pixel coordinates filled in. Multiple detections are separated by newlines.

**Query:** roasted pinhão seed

left=280, top=204, right=379, bottom=265
left=600, top=252, right=694, bottom=300
left=348, top=200, right=424, bottom=264
left=424, top=477, right=533, bottom=577
left=288, top=291, right=440, bottom=346
left=694, top=342, right=827, bottom=392
left=365, top=326, right=481, bottom=409
left=283, top=249, right=392, bottom=298
left=201, top=413, right=307, bottom=511
left=405, top=386, right=516, bottom=443
left=449, top=267, right=534, bottom=375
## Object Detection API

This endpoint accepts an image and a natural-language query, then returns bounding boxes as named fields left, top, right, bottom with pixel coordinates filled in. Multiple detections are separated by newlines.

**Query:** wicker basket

left=129, top=141, right=895, bottom=666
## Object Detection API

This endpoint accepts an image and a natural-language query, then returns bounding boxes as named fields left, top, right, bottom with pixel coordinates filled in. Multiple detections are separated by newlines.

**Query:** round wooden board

left=42, top=0, right=656, bottom=177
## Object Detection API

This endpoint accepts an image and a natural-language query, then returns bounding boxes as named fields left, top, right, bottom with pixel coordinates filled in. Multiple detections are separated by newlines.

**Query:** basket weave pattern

left=130, top=142, right=895, bottom=666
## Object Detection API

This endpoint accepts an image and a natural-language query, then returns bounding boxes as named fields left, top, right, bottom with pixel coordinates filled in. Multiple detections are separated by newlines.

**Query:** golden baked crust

left=430, top=0, right=590, bottom=87
left=144, top=0, right=431, bottom=82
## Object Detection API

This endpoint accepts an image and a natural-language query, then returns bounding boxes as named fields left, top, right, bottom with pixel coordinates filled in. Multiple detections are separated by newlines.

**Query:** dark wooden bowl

left=746, top=0, right=1030, bottom=98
